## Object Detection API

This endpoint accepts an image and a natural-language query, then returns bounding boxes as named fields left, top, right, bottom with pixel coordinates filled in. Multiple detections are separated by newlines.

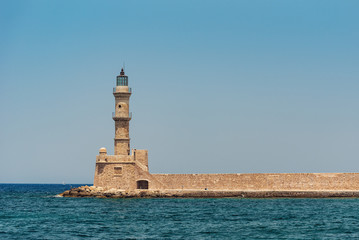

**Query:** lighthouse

left=94, top=69, right=150, bottom=190
left=113, top=68, right=132, bottom=155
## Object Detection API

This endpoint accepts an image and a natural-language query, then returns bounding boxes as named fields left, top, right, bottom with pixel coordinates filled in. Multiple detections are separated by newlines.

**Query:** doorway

left=137, top=180, right=149, bottom=189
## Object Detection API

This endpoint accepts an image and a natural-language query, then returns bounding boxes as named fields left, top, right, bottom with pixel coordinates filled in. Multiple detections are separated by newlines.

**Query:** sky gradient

left=1, top=0, right=359, bottom=183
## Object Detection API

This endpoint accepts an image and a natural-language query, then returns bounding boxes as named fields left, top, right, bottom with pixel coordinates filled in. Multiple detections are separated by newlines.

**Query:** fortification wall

left=93, top=149, right=359, bottom=191
left=94, top=162, right=137, bottom=190
left=94, top=152, right=136, bottom=190
left=152, top=173, right=359, bottom=191
left=94, top=149, right=151, bottom=190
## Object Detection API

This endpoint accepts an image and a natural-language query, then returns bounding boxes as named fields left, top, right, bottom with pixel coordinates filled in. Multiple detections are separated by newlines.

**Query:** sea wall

left=152, top=173, right=359, bottom=191
left=60, top=186, right=359, bottom=198
left=93, top=151, right=359, bottom=191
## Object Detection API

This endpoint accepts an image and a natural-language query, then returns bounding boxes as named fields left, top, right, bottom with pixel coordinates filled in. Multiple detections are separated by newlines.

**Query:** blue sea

left=1, top=184, right=359, bottom=239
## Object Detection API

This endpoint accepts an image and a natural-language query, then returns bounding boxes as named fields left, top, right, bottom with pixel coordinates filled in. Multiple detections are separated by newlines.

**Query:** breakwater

left=60, top=186, right=359, bottom=198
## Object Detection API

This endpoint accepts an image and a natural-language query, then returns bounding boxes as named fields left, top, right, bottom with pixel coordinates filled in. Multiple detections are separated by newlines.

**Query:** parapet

left=113, top=86, right=131, bottom=94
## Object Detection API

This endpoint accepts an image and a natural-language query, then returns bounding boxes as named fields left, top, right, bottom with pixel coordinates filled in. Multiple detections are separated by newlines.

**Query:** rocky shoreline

left=58, top=186, right=359, bottom=198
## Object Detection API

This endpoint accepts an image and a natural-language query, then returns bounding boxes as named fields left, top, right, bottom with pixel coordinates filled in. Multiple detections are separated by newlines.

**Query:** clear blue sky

left=1, top=0, right=358, bottom=183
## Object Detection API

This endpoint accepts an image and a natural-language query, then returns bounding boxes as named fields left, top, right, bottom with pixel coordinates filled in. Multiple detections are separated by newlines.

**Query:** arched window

left=137, top=180, right=149, bottom=189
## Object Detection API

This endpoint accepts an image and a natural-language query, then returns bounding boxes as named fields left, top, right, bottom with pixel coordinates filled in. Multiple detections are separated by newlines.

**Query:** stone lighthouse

left=94, top=69, right=153, bottom=190
left=113, top=68, right=131, bottom=155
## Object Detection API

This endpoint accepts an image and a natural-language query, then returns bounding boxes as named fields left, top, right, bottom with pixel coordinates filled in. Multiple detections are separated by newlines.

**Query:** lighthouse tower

left=94, top=69, right=152, bottom=190
left=113, top=68, right=131, bottom=155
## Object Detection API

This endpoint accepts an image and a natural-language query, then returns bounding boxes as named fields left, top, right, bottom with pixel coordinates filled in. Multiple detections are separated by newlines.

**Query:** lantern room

left=116, top=68, right=128, bottom=86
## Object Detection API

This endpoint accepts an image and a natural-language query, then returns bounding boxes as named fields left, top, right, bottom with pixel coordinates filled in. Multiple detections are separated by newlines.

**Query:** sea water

left=1, top=184, right=359, bottom=239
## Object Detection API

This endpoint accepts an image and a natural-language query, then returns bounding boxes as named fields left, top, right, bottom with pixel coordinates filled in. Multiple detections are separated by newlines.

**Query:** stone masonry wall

left=94, top=151, right=359, bottom=191
left=94, top=153, right=137, bottom=190
left=135, top=150, right=148, bottom=169
left=94, top=162, right=136, bottom=190
left=151, top=173, right=359, bottom=191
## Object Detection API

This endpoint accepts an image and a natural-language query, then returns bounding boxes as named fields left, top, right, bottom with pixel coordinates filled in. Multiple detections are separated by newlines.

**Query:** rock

left=58, top=186, right=359, bottom=199
left=62, top=190, right=70, bottom=195
left=104, top=188, right=117, bottom=194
